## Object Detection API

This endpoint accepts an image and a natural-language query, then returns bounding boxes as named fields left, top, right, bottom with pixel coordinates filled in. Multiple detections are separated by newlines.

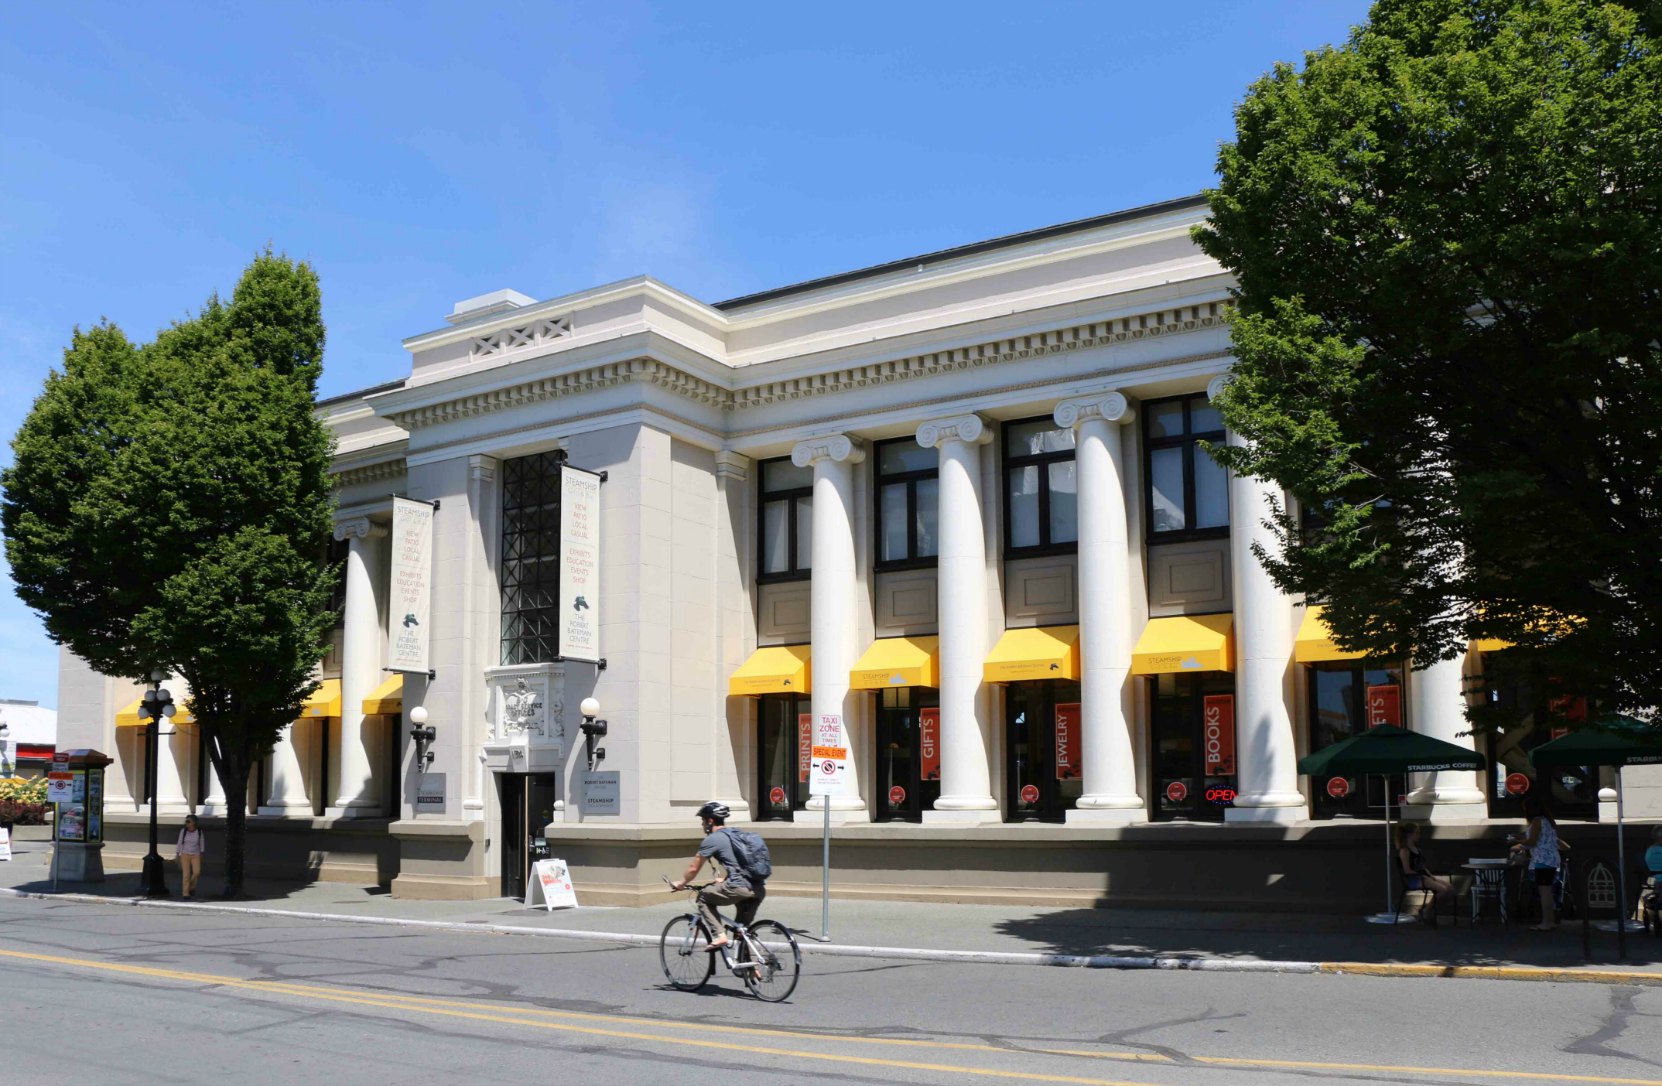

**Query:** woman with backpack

left=669, top=800, right=767, bottom=952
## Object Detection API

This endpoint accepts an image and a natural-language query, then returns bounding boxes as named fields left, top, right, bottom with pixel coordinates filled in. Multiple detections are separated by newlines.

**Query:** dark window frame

left=1001, top=415, right=1079, bottom=560
left=873, top=437, right=939, bottom=574
left=1144, top=392, right=1230, bottom=544
left=500, top=450, right=564, bottom=666
left=1305, top=658, right=1410, bottom=820
left=756, top=457, right=813, bottom=585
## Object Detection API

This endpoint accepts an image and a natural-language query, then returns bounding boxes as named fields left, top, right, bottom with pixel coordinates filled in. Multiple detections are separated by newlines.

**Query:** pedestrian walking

left=176, top=815, right=205, bottom=898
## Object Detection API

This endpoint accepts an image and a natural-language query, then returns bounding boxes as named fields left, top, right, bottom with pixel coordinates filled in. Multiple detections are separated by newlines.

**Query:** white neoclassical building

left=57, top=195, right=1660, bottom=906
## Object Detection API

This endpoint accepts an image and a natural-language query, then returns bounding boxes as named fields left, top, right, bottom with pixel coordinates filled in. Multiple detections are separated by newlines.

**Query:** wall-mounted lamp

left=579, top=697, right=607, bottom=772
left=409, top=705, right=435, bottom=773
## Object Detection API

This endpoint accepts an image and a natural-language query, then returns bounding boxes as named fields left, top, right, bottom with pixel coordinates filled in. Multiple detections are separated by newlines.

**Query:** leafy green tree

left=3, top=253, right=337, bottom=892
left=1196, top=0, right=1662, bottom=732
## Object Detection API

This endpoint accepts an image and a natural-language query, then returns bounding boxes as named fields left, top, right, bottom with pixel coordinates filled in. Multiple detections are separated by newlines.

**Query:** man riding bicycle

left=669, top=801, right=764, bottom=953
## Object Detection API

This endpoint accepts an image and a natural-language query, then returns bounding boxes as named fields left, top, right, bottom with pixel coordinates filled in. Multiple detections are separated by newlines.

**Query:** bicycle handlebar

left=662, top=876, right=715, bottom=892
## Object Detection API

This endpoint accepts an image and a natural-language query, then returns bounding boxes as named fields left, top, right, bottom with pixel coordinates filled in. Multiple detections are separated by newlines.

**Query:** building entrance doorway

left=1149, top=673, right=1237, bottom=821
left=1004, top=679, right=1082, bottom=822
left=874, top=687, right=939, bottom=822
left=499, top=772, right=559, bottom=899
left=756, top=693, right=809, bottom=821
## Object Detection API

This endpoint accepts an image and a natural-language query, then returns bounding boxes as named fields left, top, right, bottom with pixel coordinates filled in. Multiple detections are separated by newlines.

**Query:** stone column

left=1054, top=392, right=1142, bottom=821
left=1209, top=376, right=1306, bottom=822
left=198, top=732, right=230, bottom=816
left=258, top=723, right=312, bottom=815
left=1406, top=656, right=1487, bottom=819
left=792, top=434, right=867, bottom=817
left=917, top=414, right=998, bottom=821
left=330, top=517, right=388, bottom=817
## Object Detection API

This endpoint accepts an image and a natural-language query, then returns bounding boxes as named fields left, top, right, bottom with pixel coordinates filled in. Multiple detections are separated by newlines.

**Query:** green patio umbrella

left=1299, top=724, right=1488, bottom=918
left=1530, top=715, right=1662, bottom=947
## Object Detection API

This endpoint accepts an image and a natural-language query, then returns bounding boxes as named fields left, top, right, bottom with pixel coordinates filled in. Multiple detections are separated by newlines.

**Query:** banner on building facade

left=1054, top=703, right=1081, bottom=780
left=1203, top=695, right=1236, bottom=775
left=558, top=467, right=603, bottom=663
left=920, top=708, right=940, bottom=781
left=1365, top=683, right=1401, bottom=730
left=798, top=713, right=812, bottom=783
left=389, top=496, right=435, bottom=673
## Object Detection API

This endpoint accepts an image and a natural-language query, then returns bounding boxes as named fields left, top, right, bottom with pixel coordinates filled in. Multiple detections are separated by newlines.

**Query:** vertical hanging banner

left=797, top=712, right=812, bottom=783
left=558, top=467, right=603, bottom=663
left=1365, top=683, right=1401, bottom=729
left=1203, top=695, right=1236, bottom=775
left=919, top=707, right=940, bottom=781
left=389, top=497, right=435, bottom=673
left=1054, top=702, right=1081, bottom=780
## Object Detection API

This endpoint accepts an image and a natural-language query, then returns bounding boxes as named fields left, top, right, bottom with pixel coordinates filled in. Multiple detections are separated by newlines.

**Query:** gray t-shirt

left=698, top=828, right=750, bottom=890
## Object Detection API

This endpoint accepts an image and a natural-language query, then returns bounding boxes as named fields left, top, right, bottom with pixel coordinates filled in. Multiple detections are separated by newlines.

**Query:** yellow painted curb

left=1321, top=962, right=1662, bottom=985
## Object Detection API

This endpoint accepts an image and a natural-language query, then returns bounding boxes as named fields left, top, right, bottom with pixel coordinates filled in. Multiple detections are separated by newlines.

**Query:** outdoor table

left=1463, top=858, right=1512, bottom=926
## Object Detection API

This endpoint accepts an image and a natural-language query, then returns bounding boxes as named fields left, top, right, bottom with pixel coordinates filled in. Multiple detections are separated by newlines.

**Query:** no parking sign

left=809, top=714, right=848, bottom=797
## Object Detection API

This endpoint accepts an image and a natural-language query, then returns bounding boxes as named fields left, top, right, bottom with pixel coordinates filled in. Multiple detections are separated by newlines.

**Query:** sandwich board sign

left=0, top=825, right=11, bottom=862
left=526, top=858, right=578, bottom=911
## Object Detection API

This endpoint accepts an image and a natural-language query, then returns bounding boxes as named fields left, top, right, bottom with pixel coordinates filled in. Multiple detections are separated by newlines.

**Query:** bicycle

left=659, top=878, right=801, bottom=1002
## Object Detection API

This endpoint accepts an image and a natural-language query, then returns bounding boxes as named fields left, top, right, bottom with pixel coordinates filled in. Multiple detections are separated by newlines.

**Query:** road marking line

left=3, top=946, right=1660, bottom=1086
left=1321, top=962, right=1662, bottom=985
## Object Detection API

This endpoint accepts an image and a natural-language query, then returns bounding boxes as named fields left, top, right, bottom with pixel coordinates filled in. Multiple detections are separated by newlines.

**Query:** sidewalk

left=3, top=832, right=1657, bottom=983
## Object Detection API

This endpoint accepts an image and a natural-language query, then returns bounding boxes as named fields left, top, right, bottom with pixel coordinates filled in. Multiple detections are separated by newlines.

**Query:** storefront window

left=874, top=438, right=939, bottom=569
left=756, top=692, right=810, bottom=820
left=1144, top=393, right=1228, bottom=539
left=1003, top=418, right=1077, bottom=556
left=1482, top=678, right=1596, bottom=820
left=1307, top=660, right=1409, bottom=820
left=874, top=686, right=940, bottom=822
left=1005, top=679, right=1083, bottom=821
left=758, top=458, right=813, bottom=581
left=500, top=450, right=564, bottom=665
left=1150, top=673, right=1237, bottom=822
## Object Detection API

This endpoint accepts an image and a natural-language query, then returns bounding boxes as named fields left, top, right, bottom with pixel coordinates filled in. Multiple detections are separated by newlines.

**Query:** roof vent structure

left=446, top=289, right=538, bottom=325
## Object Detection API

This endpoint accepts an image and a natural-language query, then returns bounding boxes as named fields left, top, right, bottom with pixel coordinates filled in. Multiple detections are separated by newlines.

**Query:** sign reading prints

left=809, top=714, right=848, bottom=797
left=557, top=467, right=603, bottom=663
left=798, top=713, right=812, bottom=783
left=389, top=497, right=435, bottom=673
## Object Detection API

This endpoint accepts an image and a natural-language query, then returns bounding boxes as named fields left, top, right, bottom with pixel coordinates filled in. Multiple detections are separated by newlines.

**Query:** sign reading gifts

left=1365, top=683, right=1401, bottom=729
left=389, top=497, right=435, bottom=673
left=809, top=713, right=849, bottom=797
left=1054, top=703, right=1081, bottom=780
left=919, top=708, right=940, bottom=782
left=1203, top=695, right=1236, bottom=775
left=557, top=467, right=603, bottom=663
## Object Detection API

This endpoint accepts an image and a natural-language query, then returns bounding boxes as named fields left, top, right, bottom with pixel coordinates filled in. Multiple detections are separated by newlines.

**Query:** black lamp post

left=136, top=670, right=174, bottom=898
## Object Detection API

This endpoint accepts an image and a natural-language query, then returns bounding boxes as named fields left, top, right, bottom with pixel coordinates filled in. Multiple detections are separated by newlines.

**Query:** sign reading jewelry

left=558, top=467, right=602, bottom=663
left=389, top=497, right=435, bottom=673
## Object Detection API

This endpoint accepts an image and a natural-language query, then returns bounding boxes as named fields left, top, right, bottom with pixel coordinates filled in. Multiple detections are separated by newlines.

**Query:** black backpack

left=722, top=827, right=773, bottom=882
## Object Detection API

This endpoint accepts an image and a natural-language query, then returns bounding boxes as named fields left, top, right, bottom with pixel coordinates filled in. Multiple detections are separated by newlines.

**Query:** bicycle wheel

left=738, top=919, right=800, bottom=1002
left=660, top=914, right=714, bottom=991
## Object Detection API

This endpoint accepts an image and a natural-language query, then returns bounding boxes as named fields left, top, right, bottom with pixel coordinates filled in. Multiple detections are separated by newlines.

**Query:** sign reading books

left=389, top=497, right=435, bottom=673
left=558, top=467, right=603, bottom=663
left=1203, top=695, right=1236, bottom=775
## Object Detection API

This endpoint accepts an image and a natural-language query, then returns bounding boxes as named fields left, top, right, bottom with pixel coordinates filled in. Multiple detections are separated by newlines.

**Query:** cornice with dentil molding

left=330, top=459, right=406, bottom=489
left=374, top=303, right=1225, bottom=432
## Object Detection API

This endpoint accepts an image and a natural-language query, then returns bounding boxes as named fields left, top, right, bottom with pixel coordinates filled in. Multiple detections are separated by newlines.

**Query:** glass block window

left=501, top=451, right=564, bottom=665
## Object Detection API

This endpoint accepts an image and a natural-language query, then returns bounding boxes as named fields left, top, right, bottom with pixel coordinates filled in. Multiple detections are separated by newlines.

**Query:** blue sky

left=0, top=0, right=1371, bottom=710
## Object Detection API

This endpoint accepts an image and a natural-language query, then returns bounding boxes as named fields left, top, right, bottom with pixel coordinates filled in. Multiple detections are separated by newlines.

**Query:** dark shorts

left=1533, top=865, right=1558, bottom=886
left=1404, top=876, right=1424, bottom=891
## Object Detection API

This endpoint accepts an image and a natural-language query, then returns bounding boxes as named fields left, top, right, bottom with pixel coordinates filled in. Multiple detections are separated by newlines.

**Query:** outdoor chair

left=1395, top=865, right=1457, bottom=927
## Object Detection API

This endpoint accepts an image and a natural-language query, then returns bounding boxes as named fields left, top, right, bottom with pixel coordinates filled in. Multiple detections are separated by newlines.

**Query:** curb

left=3, top=887, right=1656, bottom=985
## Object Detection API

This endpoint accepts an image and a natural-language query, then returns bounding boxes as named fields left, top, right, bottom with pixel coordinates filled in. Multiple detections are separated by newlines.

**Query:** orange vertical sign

left=1203, top=694, right=1236, bottom=775
left=797, top=713, right=812, bottom=783
left=920, top=708, right=940, bottom=781
left=1366, top=684, right=1401, bottom=729
left=1054, top=702, right=1081, bottom=780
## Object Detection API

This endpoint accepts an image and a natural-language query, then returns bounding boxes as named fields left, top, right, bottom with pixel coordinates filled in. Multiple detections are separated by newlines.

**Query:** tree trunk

left=219, top=759, right=249, bottom=897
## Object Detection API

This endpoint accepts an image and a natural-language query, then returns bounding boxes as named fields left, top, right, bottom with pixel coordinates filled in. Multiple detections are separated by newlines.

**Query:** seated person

left=1647, top=825, right=1662, bottom=884
left=1396, top=822, right=1454, bottom=925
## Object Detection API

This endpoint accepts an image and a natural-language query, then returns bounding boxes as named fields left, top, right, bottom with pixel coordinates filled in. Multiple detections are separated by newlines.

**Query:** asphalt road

left=2, top=897, right=1660, bottom=1086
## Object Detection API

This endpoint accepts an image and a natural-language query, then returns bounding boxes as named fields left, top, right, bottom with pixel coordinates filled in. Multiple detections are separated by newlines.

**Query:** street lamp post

left=136, top=670, right=175, bottom=898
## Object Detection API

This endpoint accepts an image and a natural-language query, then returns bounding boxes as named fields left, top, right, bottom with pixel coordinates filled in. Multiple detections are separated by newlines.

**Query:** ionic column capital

left=1206, top=374, right=1235, bottom=402
left=916, top=414, right=993, bottom=450
left=1054, top=391, right=1135, bottom=430
left=791, top=433, right=866, bottom=468
left=333, top=516, right=389, bottom=542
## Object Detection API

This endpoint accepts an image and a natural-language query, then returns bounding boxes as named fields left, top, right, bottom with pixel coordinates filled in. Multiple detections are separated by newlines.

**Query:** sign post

left=808, top=713, right=847, bottom=941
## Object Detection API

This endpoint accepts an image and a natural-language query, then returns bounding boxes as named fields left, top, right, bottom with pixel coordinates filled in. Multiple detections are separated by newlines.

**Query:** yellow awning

left=299, top=678, right=342, bottom=719
left=362, top=674, right=404, bottom=715
left=115, top=697, right=197, bottom=727
left=984, top=625, right=1080, bottom=684
left=729, top=645, right=811, bottom=696
left=1132, top=614, right=1234, bottom=675
left=1294, top=606, right=1368, bottom=663
left=850, top=636, right=939, bottom=689
left=1471, top=638, right=1511, bottom=653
